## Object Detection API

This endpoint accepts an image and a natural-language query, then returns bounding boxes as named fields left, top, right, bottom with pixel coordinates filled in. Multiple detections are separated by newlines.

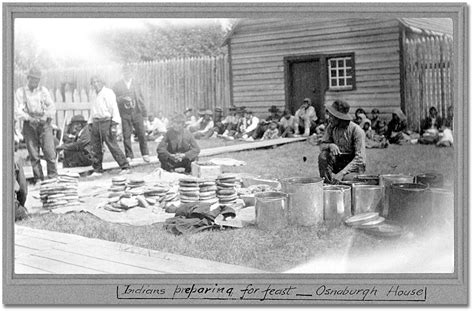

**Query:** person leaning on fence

left=157, top=114, right=200, bottom=173
left=294, top=98, right=318, bottom=137
left=14, top=67, right=58, bottom=183
left=318, top=100, right=366, bottom=184
left=56, top=115, right=93, bottom=168
left=112, top=65, right=150, bottom=163
left=88, top=76, right=130, bottom=177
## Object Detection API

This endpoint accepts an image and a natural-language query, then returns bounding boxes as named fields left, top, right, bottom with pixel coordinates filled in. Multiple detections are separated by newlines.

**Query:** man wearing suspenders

left=14, top=67, right=57, bottom=183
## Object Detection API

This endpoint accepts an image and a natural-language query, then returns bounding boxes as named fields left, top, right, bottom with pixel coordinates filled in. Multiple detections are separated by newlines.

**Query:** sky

left=15, top=18, right=232, bottom=65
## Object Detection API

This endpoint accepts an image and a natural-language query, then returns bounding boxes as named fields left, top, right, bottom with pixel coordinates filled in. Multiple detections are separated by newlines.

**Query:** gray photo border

left=2, top=2, right=468, bottom=305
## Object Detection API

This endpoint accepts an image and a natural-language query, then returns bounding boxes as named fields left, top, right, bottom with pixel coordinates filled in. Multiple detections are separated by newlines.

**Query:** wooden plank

left=15, top=245, right=43, bottom=258
left=15, top=235, right=67, bottom=251
left=15, top=255, right=106, bottom=274
left=15, top=263, right=50, bottom=274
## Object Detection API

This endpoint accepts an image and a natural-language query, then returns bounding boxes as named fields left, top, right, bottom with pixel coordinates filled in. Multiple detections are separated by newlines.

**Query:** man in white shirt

left=239, top=110, right=259, bottom=140
left=88, top=76, right=130, bottom=176
left=294, top=98, right=318, bottom=136
left=145, top=111, right=168, bottom=141
left=14, top=67, right=57, bottom=182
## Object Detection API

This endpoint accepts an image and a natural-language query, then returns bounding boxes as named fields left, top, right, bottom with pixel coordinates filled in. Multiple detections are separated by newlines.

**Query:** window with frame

left=327, top=55, right=355, bottom=91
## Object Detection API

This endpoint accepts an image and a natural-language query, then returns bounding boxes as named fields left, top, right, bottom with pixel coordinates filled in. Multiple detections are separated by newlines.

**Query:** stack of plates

left=344, top=212, right=403, bottom=238
left=128, top=177, right=145, bottom=189
left=198, top=178, right=218, bottom=204
left=40, top=173, right=80, bottom=209
left=216, top=174, right=238, bottom=205
left=143, top=185, right=169, bottom=202
left=179, top=177, right=200, bottom=203
left=109, top=176, right=127, bottom=197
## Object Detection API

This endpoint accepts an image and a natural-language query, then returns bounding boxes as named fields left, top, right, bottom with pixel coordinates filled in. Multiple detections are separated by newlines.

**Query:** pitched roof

left=221, top=17, right=454, bottom=46
left=399, top=18, right=453, bottom=37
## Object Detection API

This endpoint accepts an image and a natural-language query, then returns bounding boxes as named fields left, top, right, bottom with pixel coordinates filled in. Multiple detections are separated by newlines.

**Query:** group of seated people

left=353, top=105, right=454, bottom=148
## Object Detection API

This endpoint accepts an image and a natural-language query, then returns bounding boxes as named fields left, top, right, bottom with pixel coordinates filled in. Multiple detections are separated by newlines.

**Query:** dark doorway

left=285, top=55, right=327, bottom=120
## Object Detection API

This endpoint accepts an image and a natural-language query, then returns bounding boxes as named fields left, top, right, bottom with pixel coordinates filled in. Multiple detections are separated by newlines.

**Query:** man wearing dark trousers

left=56, top=115, right=93, bottom=168
left=88, top=76, right=130, bottom=177
left=14, top=67, right=57, bottom=183
left=157, top=114, right=200, bottom=173
left=113, top=65, right=150, bottom=163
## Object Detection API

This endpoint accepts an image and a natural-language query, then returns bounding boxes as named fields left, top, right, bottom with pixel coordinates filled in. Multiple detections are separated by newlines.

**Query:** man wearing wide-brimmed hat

left=192, top=109, right=215, bottom=139
left=318, top=99, right=366, bottom=184
left=56, top=115, right=93, bottom=168
left=157, top=114, right=200, bottom=173
left=14, top=66, right=57, bottom=182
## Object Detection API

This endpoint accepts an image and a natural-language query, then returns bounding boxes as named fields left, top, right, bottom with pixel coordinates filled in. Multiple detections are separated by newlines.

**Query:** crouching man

left=56, top=115, right=93, bottom=168
left=157, top=114, right=200, bottom=173
left=318, top=100, right=366, bottom=184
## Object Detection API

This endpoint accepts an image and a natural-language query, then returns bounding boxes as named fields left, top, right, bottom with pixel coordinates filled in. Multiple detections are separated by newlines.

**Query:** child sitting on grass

left=261, top=121, right=280, bottom=140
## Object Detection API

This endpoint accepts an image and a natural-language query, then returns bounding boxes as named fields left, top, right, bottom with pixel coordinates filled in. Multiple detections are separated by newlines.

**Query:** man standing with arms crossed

left=113, top=65, right=150, bottom=163
left=14, top=67, right=57, bottom=183
left=89, top=76, right=130, bottom=176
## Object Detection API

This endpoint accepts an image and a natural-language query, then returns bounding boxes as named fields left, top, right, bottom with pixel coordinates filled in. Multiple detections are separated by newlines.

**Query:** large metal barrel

left=281, top=177, right=324, bottom=226
left=352, top=184, right=384, bottom=215
left=429, top=187, right=454, bottom=225
left=254, top=192, right=288, bottom=231
left=379, top=174, right=414, bottom=216
left=415, top=172, right=444, bottom=188
left=323, top=185, right=351, bottom=224
left=354, top=174, right=380, bottom=185
left=387, top=183, right=430, bottom=226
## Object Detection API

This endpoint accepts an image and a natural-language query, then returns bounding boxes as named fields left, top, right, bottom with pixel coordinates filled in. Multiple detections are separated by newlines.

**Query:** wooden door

left=285, top=56, right=327, bottom=119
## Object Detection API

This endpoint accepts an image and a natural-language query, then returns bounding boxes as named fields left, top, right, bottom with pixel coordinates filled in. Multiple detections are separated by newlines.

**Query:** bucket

left=379, top=174, right=414, bottom=216
left=323, top=185, right=351, bottom=224
left=415, top=172, right=444, bottom=188
left=429, top=187, right=454, bottom=225
left=281, top=177, right=324, bottom=226
left=352, top=184, right=384, bottom=215
left=387, top=183, right=430, bottom=226
left=254, top=191, right=288, bottom=231
left=354, top=174, right=380, bottom=185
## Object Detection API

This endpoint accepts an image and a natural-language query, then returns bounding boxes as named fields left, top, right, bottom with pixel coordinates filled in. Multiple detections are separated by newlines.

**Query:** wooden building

left=223, top=18, right=453, bottom=129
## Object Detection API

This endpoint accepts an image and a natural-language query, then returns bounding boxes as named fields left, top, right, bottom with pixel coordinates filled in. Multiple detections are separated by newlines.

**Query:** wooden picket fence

left=403, top=36, right=454, bottom=131
left=14, top=55, right=231, bottom=127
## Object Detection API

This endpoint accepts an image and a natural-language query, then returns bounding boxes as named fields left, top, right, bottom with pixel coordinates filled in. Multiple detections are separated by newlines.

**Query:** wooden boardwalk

left=24, top=137, right=307, bottom=179
left=15, top=226, right=266, bottom=274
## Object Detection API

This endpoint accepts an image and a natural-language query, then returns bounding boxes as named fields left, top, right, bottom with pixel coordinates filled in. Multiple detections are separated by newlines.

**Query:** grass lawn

left=17, top=140, right=455, bottom=272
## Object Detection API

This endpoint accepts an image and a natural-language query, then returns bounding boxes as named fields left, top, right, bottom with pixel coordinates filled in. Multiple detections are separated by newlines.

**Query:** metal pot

left=379, top=174, right=414, bottom=216
left=281, top=177, right=324, bottom=226
left=323, top=185, right=351, bottom=224
left=387, top=183, right=430, bottom=226
left=254, top=191, right=288, bottom=231
left=352, top=184, right=384, bottom=215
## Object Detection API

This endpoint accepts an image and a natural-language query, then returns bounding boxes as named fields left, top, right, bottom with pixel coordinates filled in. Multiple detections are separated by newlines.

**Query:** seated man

left=261, top=120, right=280, bottom=140
left=437, top=105, right=454, bottom=148
left=184, top=107, right=197, bottom=129
left=370, top=108, right=387, bottom=136
left=385, top=109, right=411, bottom=144
left=56, top=115, right=93, bottom=168
left=279, top=110, right=297, bottom=138
left=250, top=105, right=282, bottom=140
left=238, top=110, right=260, bottom=140
left=192, top=110, right=215, bottom=139
left=213, top=107, right=226, bottom=135
left=157, top=114, right=200, bottom=173
left=294, top=98, right=318, bottom=136
left=318, top=100, right=366, bottom=184
left=418, top=106, right=444, bottom=145
left=145, top=112, right=168, bottom=141
left=220, top=107, right=239, bottom=138
left=360, top=118, right=388, bottom=149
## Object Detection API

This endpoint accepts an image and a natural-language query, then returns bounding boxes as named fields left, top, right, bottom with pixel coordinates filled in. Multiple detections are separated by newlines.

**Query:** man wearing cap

left=89, top=76, right=130, bottom=176
left=192, top=109, right=215, bottom=139
left=14, top=67, right=57, bottom=182
left=294, top=98, right=318, bottom=137
left=112, top=65, right=150, bottom=163
left=56, top=115, right=93, bottom=168
left=157, top=114, right=200, bottom=173
left=318, top=100, right=366, bottom=184
left=184, top=108, right=197, bottom=128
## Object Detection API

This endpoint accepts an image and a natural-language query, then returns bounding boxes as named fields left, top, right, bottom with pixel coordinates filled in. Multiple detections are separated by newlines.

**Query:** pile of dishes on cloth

left=344, top=212, right=403, bottom=238
left=102, top=176, right=179, bottom=213
left=40, top=173, right=81, bottom=209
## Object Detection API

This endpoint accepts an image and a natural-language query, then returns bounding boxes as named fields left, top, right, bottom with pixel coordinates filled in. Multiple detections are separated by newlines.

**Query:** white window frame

left=327, top=56, right=354, bottom=91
